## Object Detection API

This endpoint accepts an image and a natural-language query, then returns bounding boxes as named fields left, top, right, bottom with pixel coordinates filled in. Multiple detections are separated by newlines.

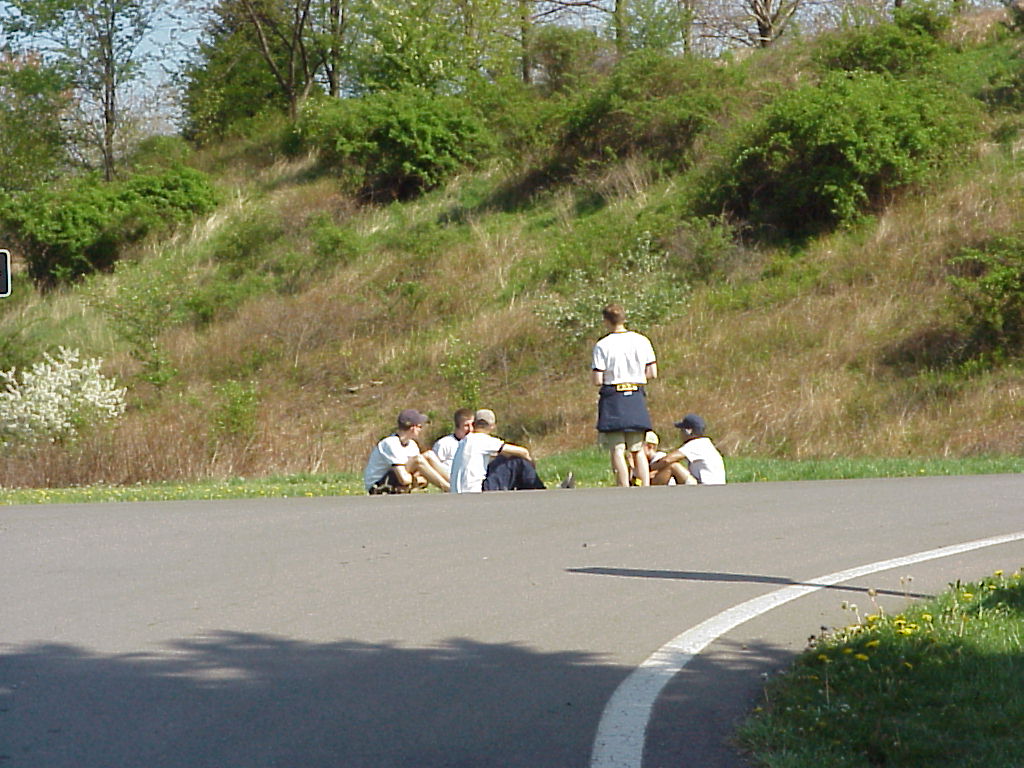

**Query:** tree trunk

left=101, top=4, right=116, bottom=181
left=520, top=0, right=533, bottom=83
left=613, top=0, right=629, bottom=55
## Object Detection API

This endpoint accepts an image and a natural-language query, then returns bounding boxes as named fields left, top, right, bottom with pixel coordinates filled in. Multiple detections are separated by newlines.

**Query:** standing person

left=650, top=413, right=726, bottom=486
left=449, top=409, right=545, bottom=493
left=431, top=408, right=475, bottom=472
left=363, top=409, right=451, bottom=494
left=591, top=303, right=658, bottom=486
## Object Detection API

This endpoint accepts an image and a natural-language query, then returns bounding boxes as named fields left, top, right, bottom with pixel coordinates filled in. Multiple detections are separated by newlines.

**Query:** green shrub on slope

left=1, top=167, right=219, bottom=286
left=299, top=87, right=493, bottom=201
left=708, top=71, right=979, bottom=238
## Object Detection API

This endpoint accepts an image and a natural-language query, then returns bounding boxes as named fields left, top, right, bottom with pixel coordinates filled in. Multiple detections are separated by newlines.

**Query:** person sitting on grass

left=364, top=408, right=451, bottom=494
left=449, top=409, right=546, bottom=493
left=631, top=431, right=696, bottom=486
left=649, top=413, right=726, bottom=486
left=431, top=407, right=475, bottom=472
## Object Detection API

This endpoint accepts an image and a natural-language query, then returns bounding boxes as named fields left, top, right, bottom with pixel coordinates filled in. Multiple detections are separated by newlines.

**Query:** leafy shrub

left=561, top=50, right=740, bottom=169
left=948, top=236, right=1024, bottom=356
left=210, top=380, right=260, bottom=443
left=308, top=214, right=363, bottom=264
left=528, top=25, right=615, bottom=96
left=299, top=88, right=493, bottom=201
left=88, top=250, right=193, bottom=387
left=0, top=347, right=126, bottom=448
left=129, top=135, right=194, bottom=170
left=439, top=336, right=483, bottom=408
left=814, top=16, right=946, bottom=76
left=709, top=71, right=979, bottom=238
left=538, top=231, right=689, bottom=343
left=1, top=167, right=219, bottom=285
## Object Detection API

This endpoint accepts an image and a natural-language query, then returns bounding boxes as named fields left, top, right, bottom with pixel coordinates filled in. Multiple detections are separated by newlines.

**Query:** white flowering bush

left=0, top=347, right=127, bottom=448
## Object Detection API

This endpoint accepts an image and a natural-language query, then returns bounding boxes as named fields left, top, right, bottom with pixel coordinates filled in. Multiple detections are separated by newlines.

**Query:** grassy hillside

left=2, top=8, right=1023, bottom=488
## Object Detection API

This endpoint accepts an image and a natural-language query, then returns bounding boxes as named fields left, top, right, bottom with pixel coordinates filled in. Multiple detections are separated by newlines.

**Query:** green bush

left=299, top=88, right=493, bottom=201
left=948, top=236, right=1024, bottom=356
left=561, top=50, right=740, bottom=169
left=814, top=17, right=946, bottom=76
left=1, top=167, right=219, bottom=285
left=528, top=25, right=614, bottom=96
left=708, top=71, right=979, bottom=238
left=537, top=231, right=689, bottom=343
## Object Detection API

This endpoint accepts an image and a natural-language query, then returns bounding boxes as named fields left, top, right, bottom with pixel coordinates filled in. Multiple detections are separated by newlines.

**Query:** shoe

left=559, top=471, right=576, bottom=489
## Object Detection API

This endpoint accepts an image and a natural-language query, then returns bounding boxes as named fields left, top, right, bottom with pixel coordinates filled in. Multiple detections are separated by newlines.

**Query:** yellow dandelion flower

left=994, top=570, right=1004, bottom=577
left=842, top=648, right=853, bottom=655
left=962, top=592, right=974, bottom=600
left=817, top=654, right=831, bottom=663
left=865, top=639, right=881, bottom=648
left=854, top=653, right=870, bottom=661
left=921, top=613, right=933, bottom=622
left=903, top=661, right=914, bottom=670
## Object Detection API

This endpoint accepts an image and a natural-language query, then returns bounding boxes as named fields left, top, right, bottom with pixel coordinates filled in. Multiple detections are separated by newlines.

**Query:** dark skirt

left=596, top=385, right=651, bottom=432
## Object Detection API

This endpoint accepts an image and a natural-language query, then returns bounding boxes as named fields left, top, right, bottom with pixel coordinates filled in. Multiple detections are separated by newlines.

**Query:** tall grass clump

left=740, top=569, right=1024, bottom=768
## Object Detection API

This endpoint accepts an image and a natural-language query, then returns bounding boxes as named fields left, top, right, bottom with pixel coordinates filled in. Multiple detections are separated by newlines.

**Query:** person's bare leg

left=610, top=445, right=630, bottom=487
left=421, top=450, right=451, bottom=482
left=408, top=454, right=450, bottom=491
left=670, top=462, right=697, bottom=485
left=631, top=449, right=650, bottom=486
left=651, top=466, right=675, bottom=485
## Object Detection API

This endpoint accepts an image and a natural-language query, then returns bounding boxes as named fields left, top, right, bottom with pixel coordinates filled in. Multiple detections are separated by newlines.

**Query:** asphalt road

left=3, top=474, right=1024, bottom=768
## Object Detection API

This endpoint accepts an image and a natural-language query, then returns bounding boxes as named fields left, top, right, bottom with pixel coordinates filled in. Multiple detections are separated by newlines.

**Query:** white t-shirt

left=592, top=330, right=656, bottom=385
left=431, top=433, right=462, bottom=470
left=449, top=432, right=505, bottom=494
left=363, top=434, right=422, bottom=490
left=680, top=437, right=726, bottom=485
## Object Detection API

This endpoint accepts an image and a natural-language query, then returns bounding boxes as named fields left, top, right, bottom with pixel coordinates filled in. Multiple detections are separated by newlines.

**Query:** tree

left=0, top=53, right=70, bottom=190
left=234, top=0, right=321, bottom=119
left=179, top=5, right=285, bottom=142
left=5, top=0, right=161, bottom=180
left=701, top=0, right=815, bottom=47
left=353, top=0, right=519, bottom=93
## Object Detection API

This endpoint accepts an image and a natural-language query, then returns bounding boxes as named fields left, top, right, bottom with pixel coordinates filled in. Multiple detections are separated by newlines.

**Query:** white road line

left=589, top=530, right=1024, bottom=768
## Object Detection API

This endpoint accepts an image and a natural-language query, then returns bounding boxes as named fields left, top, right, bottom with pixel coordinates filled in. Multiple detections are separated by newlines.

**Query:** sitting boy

left=364, top=409, right=451, bottom=494
left=649, top=414, right=726, bottom=486
left=633, top=431, right=696, bottom=486
left=449, top=409, right=545, bottom=493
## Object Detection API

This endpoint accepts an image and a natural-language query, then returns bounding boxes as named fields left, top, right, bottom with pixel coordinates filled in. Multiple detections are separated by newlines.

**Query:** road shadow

left=643, top=637, right=795, bottom=768
left=1, top=631, right=825, bottom=768
left=0, top=633, right=625, bottom=768
left=566, top=567, right=930, bottom=599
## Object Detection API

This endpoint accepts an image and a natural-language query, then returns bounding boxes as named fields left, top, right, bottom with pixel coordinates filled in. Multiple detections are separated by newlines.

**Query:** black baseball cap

left=397, top=409, right=429, bottom=428
left=674, top=413, right=706, bottom=434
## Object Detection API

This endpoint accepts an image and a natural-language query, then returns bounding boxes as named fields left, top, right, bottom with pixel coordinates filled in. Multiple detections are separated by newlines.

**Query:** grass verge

left=738, top=569, right=1024, bottom=767
left=0, top=452, right=1021, bottom=505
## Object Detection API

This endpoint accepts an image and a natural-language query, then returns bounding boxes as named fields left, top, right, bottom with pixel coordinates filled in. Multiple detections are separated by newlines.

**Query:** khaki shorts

left=598, top=430, right=647, bottom=453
